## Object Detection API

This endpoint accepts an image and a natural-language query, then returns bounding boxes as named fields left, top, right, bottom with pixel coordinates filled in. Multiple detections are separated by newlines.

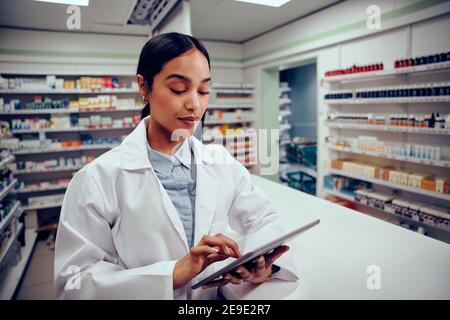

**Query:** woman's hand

left=173, top=233, right=241, bottom=289
left=202, top=245, right=289, bottom=289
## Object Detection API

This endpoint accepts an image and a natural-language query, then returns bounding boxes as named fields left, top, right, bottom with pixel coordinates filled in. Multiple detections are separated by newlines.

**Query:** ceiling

left=0, top=0, right=341, bottom=42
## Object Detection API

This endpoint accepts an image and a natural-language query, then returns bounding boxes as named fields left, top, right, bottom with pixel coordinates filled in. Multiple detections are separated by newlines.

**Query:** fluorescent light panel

left=234, top=0, right=291, bottom=7
left=34, top=0, right=89, bottom=6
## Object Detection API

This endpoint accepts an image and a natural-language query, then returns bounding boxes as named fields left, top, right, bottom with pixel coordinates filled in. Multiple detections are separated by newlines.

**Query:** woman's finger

left=223, top=273, right=242, bottom=285
left=206, top=253, right=230, bottom=264
left=215, top=233, right=241, bottom=258
left=234, top=266, right=252, bottom=281
left=254, top=255, right=266, bottom=276
left=266, top=245, right=289, bottom=266
left=190, top=245, right=219, bottom=257
left=198, top=235, right=236, bottom=257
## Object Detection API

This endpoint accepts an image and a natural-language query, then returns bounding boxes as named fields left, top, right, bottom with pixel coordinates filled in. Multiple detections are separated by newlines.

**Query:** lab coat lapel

left=120, top=116, right=189, bottom=251
left=191, top=138, right=217, bottom=245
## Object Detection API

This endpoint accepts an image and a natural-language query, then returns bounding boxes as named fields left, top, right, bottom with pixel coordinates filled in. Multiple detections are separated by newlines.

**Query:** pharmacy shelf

left=279, top=98, right=292, bottom=105
left=0, top=223, right=24, bottom=266
left=227, top=148, right=255, bottom=156
left=23, top=201, right=63, bottom=211
left=325, top=96, right=450, bottom=104
left=204, top=119, right=254, bottom=125
left=324, top=188, right=450, bottom=236
left=0, top=107, right=141, bottom=115
left=12, top=125, right=136, bottom=134
left=279, top=87, right=292, bottom=94
left=323, top=61, right=450, bottom=83
left=279, top=110, right=292, bottom=117
left=0, top=155, right=15, bottom=168
left=203, top=133, right=256, bottom=141
left=0, top=202, right=21, bottom=233
left=0, top=228, right=38, bottom=300
left=328, top=145, right=450, bottom=168
left=0, top=88, right=138, bottom=94
left=12, top=144, right=118, bottom=155
left=208, top=104, right=253, bottom=110
left=213, top=89, right=253, bottom=95
left=13, top=165, right=84, bottom=175
left=279, top=124, right=292, bottom=131
left=326, top=122, right=450, bottom=135
left=280, top=163, right=317, bottom=178
left=326, top=169, right=450, bottom=201
left=14, top=184, right=69, bottom=194
left=0, top=179, right=18, bottom=202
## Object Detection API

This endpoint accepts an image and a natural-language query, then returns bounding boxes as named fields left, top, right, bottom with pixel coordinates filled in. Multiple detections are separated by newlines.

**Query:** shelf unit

left=0, top=223, right=24, bottom=266
left=0, top=73, right=140, bottom=217
left=278, top=82, right=293, bottom=180
left=0, top=228, right=37, bottom=300
left=0, top=106, right=141, bottom=115
left=328, top=145, right=450, bottom=168
left=23, top=201, right=63, bottom=211
left=324, top=188, right=450, bottom=244
left=322, top=59, right=450, bottom=244
left=0, top=179, right=18, bottom=202
left=0, top=202, right=21, bottom=233
left=322, top=61, right=450, bottom=83
left=12, top=144, right=118, bottom=155
left=326, top=122, right=450, bottom=135
left=326, top=168, right=450, bottom=201
left=202, top=83, right=256, bottom=169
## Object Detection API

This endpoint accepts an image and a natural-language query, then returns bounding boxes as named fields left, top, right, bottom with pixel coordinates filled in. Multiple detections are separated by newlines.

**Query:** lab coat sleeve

left=54, top=167, right=179, bottom=299
left=227, top=159, right=298, bottom=282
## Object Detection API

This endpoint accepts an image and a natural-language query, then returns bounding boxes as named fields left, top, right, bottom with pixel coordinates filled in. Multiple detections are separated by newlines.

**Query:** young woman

left=54, top=33, right=297, bottom=300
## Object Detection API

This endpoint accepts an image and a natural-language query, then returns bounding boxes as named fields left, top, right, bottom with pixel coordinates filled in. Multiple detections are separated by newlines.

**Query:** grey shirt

left=147, top=139, right=196, bottom=248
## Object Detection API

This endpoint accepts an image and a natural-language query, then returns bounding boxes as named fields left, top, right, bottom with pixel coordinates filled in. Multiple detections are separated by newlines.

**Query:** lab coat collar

left=120, top=116, right=213, bottom=171
left=146, top=138, right=191, bottom=176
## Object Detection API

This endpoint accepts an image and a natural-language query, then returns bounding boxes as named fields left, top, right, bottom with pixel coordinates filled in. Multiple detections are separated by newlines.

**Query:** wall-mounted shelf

left=326, top=122, right=450, bottom=135
left=326, top=169, right=450, bottom=201
left=328, top=145, right=450, bottom=168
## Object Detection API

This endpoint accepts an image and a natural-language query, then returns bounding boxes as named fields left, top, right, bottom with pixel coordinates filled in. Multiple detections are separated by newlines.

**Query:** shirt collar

left=147, top=138, right=191, bottom=176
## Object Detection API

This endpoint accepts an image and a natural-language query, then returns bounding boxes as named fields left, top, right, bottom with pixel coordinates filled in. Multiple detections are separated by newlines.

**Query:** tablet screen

left=191, top=219, right=320, bottom=289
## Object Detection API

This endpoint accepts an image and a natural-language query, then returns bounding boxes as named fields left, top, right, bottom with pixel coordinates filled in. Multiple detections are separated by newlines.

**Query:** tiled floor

left=16, top=240, right=56, bottom=300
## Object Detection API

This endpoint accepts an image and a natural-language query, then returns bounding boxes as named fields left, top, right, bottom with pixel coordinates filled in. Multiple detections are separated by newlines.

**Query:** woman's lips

left=178, top=116, right=197, bottom=127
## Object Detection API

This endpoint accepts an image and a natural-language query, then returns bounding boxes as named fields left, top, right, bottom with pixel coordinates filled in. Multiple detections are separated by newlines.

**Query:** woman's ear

left=136, top=74, right=150, bottom=102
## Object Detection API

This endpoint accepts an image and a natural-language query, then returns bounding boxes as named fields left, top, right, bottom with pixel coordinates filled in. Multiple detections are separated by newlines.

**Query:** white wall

left=0, top=27, right=149, bottom=75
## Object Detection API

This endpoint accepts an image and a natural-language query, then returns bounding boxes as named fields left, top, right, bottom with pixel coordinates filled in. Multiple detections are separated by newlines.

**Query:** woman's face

left=138, top=48, right=211, bottom=136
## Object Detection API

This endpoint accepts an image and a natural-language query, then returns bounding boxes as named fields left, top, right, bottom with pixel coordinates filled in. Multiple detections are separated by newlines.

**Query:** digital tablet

left=191, top=218, right=320, bottom=289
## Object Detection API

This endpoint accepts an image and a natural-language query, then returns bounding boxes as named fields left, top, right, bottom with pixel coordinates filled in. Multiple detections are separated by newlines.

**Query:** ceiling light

left=234, top=0, right=291, bottom=7
left=34, top=0, right=89, bottom=6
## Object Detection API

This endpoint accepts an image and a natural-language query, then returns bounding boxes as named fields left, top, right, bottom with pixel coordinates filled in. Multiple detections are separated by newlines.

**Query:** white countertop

left=221, top=175, right=450, bottom=299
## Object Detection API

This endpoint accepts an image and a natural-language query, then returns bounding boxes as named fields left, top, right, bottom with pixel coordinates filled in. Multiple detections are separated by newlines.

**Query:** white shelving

left=0, top=88, right=138, bottom=94
left=326, top=122, right=450, bottom=135
left=323, top=61, right=450, bottom=83
left=12, top=144, right=118, bottom=155
left=0, top=202, right=21, bottom=232
left=204, top=119, right=254, bottom=125
left=325, top=96, right=450, bottom=104
left=279, top=123, right=292, bottom=131
left=0, top=155, right=15, bottom=168
left=324, top=188, right=450, bottom=235
left=12, top=125, right=136, bottom=134
left=0, top=223, right=24, bottom=265
left=328, top=145, right=450, bottom=168
left=0, top=179, right=18, bottom=202
left=0, top=107, right=141, bottom=115
left=13, top=165, right=84, bottom=175
left=14, top=183, right=69, bottom=194
left=207, top=104, right=253, bottom=110
left=0, top=228, right=37, bottom=300
left=326, top=169, right=450, bottom=201
left=23, top=202, right=63, bottom=211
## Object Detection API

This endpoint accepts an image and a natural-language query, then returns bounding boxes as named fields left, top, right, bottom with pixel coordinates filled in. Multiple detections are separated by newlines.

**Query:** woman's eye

left=170, top=88, right=186, bottom=95
left=199, top=91, right=210, bottom=95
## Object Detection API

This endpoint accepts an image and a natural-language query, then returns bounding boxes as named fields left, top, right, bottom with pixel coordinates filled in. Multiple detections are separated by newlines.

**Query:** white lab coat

left=54, top=116, right=297, bottom=300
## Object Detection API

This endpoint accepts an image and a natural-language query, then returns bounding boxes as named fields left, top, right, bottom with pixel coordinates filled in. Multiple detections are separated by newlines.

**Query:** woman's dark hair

left=137, top=32, right=211, bottom=119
